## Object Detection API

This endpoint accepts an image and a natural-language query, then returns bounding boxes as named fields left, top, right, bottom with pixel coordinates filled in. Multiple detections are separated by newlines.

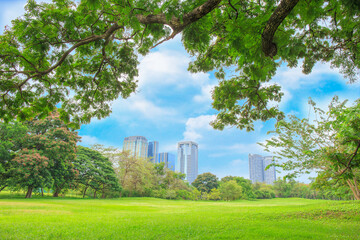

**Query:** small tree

left=208, top=188, right=221, bottom=201
left=273, top=178, right=296, bottom=198
left=219, top=180, right=242, bottom=201
left=262, top=97, right=360, bottom=200
left=191, top=189, right=202, bottom=201
left=9, top=149, right=52, bottom=198
left=0, top=121, right=27, bottom=192
left=75, top=146, right=120, bottom=198
left=192, top=172, right=219, bottom=193
left=221, top=176, right=255, bottom=199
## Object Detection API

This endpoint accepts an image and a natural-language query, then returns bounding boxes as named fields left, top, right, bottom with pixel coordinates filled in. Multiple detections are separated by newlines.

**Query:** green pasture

left=0, top=197, right=359, bottom=239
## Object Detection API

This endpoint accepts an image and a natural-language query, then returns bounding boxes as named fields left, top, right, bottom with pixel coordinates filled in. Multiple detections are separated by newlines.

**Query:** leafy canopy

left=261, top=97, right=360, bottom=200
left=0, top=0, right=359, bottom=129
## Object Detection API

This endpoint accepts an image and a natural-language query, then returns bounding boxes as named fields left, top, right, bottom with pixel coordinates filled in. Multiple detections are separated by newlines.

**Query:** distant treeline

left=0, top=111, right=356, bottom=200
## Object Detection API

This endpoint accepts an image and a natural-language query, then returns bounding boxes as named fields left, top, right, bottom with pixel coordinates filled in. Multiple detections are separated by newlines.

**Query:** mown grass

left=0, top=197, right=359, bottom=239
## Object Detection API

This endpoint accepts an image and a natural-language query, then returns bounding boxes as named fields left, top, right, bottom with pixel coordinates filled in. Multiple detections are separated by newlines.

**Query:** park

left=0, top=197, right=359, bottom=239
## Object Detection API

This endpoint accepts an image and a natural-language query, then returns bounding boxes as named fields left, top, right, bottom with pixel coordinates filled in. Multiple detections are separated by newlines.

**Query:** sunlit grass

left=0, top=197, right=359, bottom=239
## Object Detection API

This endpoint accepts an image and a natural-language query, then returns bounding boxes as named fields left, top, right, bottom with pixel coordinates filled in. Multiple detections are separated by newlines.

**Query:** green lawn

left=0, top=197, right=359, bottom=239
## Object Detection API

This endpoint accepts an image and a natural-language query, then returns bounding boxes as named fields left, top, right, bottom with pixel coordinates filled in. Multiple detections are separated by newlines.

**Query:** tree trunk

left=83, top=186, right=89, bottom=198
left=53, top=187, right=61, bottom=197
left=41, top=188, right=44, bottom=197
left=0, top=185, right=7, bottom=192
left=346, top=178, right=360, bottom=200
left=93, top=191, right=97, bottom=199
left=25, top=186, right=33, bottom=198
left=101, top=184, right=106, bottom=199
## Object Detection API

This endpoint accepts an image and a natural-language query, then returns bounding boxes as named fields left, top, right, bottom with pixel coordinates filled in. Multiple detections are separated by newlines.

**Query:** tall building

left=249, top=154, right=264, bottom=183
left=177, top=141, right=198, bottom=184
left=123, top=136, right=148, bottom=158
left=147, top=141, right=159, bottom=163
left=158, top=152, right=175, bottom=171
left=249, top=154, right=276, bottom=185
left=263, top=156, right=276, bottom=185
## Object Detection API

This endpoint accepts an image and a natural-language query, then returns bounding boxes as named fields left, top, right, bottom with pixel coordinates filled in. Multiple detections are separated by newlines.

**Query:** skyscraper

left=249, top=154, right=264, bottom=183
left=147, top=141, right=159, bottom=163
left=177, top=141, right=198, bottom=184
left=123, top=136, right=148, bottom=158
left=158, top=152, right=175, bottom=171
left=263, top=156, right=276, bottom=185
left=249, top=154, right=276, bottom=185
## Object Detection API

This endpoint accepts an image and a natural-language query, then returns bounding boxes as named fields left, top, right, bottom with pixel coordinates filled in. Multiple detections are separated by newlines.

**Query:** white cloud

left=137, top=49, right=211, bottom=92
left=79, top=135, right=100, bottom=146
left=193, top=84, right=214, bottom=104
left=111, top=94, right=179, bottom=124
left=183, top=115, right=216, bottom=141
left=273, top=62, right=342, bottom=90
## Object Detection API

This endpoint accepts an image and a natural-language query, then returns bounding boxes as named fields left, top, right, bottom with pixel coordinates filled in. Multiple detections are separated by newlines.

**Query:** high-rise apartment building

left=177, top=141, right=198, bottom=184
left=147, top=141, right=159, bottom=163
left=158, top=152, right=175, bottom=171
left=123, top=136, right=148, bottom=158
left=249, top=154, right=276, bottom=185
left=263, top=156, right=276, bottom=185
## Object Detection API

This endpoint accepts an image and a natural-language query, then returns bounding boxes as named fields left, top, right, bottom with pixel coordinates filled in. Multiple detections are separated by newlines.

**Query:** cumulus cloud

left=273, top=62, right=342, bottom=90
left=138, top=50, right=211, bottom=91
left=111, top=94, right=180, bottom=125
left=79, top=135, right=101, bottom=146
left=193, top=84, right=215, bottom=104
left=183, top=115, right=216, bottom=141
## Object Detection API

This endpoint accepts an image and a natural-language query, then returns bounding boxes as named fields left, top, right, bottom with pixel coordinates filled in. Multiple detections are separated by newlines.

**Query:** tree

left=97, top=147, right=155, bottom=196
left=208, top=188, right=221, bottom=200
left=262, top=97, right=360, bottom=200
left=191, top=188, right=202, bottom=201
left=273, top=178, right=296, bottom=198
left=192, top=172, right=218, bottom=193
left=24, top=111, right=79, bottom=197
left=74, top=146, right=120, bottom=198
left=0, top=121, right=27, bottom=192
left=219, top=180, right=242, bottom=201
left=221, top=176, right=255, bottom=199
left=1, top=0, right=359, bottom=130
left=9, top=149, right=52, bottom=198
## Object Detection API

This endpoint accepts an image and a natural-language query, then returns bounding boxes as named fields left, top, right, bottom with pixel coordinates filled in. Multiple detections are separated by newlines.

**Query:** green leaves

left=261, top=97, right=360, bottom=199
left=1, top=0, right=360, bottom=131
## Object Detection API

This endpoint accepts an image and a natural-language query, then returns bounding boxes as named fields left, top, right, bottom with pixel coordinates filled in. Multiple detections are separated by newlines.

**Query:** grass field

left=0, top=197, right=359, bottom=239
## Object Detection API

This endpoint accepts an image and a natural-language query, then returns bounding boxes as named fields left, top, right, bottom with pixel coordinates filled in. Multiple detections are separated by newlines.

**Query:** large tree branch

left=262, top=0, right=300, bottom=58
left=136, top=0, right=221, bottom=46
left=5, top=23, right=124, bottom=94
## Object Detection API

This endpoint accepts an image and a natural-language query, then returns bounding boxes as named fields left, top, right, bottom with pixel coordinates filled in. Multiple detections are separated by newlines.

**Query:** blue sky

left=2, top=0, right=360, bottom=181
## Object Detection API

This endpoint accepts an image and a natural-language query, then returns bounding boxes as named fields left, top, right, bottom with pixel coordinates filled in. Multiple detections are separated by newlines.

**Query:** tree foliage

left=0, top=121, right=27, bottom=191
left=2, top=111, right=79, bottom=198
left=1, top=0, right=359, bottom=130
left=262, top=97, right=360, bottom=200
left=75, top=146, right=120, bottom=198
left=10, top=149, right=52, bottom=198
left=219, top=180, right=242, bottom=201
left=25, top=111, right=79, bottom=197
left=221, top=176, right=255, bottom=199
left=192, top=172, right=218, bottom=193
